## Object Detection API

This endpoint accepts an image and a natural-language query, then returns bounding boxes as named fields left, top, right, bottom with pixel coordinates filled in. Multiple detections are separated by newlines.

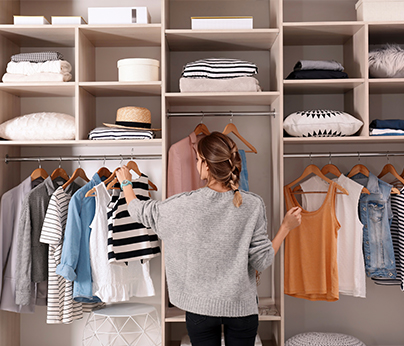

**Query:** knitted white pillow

left=0, top=112, right=75, bottom=140
left=285, top=332, right=366, bottom=346
left=283, top=110, right=363, bottom=137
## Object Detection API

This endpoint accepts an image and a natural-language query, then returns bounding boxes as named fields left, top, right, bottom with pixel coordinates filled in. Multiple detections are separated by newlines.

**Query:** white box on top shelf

left=88, top=7, right=151, bottom=25
left=13, top=15, right=50, bottom=25
left=355, top=0, right=404, bottom=21
left=51, top=16, right=86, bottom=25
left=191, top=16, right=253, bottom=30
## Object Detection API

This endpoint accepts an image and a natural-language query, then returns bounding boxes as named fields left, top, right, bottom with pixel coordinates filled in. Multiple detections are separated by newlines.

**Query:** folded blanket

left=294, top=60, right=344, bottom=72
left=11, top=51, right=64, bottom=63
left=180, top=76, right=261, bottom=92
left=6, top=60, right=72, bottom=76
left=286, top=70, right=348, bottom=79
left=182, top=58, right=258, bottom=79
left=2, top=72, right=72, bottom=83
left=89, top=127, right=155, bottom=140
left=370, top=119, right=404, bottom=130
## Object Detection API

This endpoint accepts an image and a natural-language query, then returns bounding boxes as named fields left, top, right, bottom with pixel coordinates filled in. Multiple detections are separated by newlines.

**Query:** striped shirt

left=107, top=174, right=161, bottom=264
left=182, top=58, right=258, bottom=79
left=40, top=186, right=103, bottom=324
left=89, top=127, right=155, bottom=140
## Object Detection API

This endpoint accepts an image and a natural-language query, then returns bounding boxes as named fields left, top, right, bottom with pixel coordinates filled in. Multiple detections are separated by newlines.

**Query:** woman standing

left=116, top=132, right=301, bottom=346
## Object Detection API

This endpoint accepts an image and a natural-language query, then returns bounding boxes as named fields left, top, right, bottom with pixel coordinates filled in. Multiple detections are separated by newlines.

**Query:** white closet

left=0, top=0, right=404, bottom=345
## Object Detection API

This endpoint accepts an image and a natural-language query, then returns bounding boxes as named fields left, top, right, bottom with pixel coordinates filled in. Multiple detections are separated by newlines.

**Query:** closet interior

left=0, top=0, right=404, bottom=345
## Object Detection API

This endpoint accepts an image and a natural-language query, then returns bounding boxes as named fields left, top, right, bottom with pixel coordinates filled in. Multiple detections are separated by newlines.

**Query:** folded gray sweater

left=128, top=187, right=274, bottom=317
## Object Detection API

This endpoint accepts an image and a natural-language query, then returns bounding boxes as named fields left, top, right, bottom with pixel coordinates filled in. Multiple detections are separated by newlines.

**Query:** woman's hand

left=282, top=206, right=302, bottom=232
left=116, top=165, right=132, bottom=183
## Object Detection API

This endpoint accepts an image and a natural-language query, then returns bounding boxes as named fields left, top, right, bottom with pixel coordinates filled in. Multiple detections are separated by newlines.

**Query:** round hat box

left=117, top=58, right=160, bottom=82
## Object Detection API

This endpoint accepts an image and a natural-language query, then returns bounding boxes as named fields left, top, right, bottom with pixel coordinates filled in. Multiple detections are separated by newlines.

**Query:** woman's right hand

left=282, top=206, right=302, bottom=232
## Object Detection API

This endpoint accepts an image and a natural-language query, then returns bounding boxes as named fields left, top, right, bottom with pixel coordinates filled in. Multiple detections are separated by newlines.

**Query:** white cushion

left=369, top=44, right=404, bottom=78
left=0, top=112, right=75, bottom=140
left=285, top=332, right=366, bottom=346
left=283, top=110, right=363, bottom=137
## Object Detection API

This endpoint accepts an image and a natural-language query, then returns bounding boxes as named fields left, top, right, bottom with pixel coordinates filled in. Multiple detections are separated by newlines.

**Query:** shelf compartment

left=283, top=22, right=364, bottom=45
left=369, top=22, right=404, bottom=45
left=0, top=25, right=75, bottom=47
left=284, top=79, right=365, bottom=94
left=165, top=92, right=279, bottom=107
left=369, top=79, right=404, bottom=93
left=0, top=83, right=75, bottom=97
left=165, top=29, right=279, bottom=51
left=79, top=82, right=162, bottom=97
left=78, top=24, right=161, bottom=47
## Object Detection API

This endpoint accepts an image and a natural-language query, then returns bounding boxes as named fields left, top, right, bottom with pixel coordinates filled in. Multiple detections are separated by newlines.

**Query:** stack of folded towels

left=286, top=60, right=348, bottom=79
left=370, top=119, right=404, bottom=136
left=2, top=51, right=72, bottom=82
left=179, top=58, right=261, bottom=92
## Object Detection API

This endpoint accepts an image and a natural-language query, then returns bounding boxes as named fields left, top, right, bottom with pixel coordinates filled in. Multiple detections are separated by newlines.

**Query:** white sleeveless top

left=89, top=182, right=155, bottom=303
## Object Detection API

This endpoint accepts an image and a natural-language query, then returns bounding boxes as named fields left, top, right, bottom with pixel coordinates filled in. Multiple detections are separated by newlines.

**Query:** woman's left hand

left=116, top=165, right=132, bottom=183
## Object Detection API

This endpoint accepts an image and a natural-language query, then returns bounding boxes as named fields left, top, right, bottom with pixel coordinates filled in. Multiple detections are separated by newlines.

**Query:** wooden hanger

left=347, top=164, right=370, bottom=178
left=62, top=167, right=89, bottom=190
left=31, top=159, right=49, bottom=181
left=285, top=164, right=349, bottom=195
left=222, top=122, right=257, bottom=154
left=378, top=163, right=403, bottom=194
left=194, top=123, right=210, bottom=136
left=97, top=166, right=112, bottom=180
left=321, top=163, right=342, bottom=177
left=50, top=160, right=69, bottom=182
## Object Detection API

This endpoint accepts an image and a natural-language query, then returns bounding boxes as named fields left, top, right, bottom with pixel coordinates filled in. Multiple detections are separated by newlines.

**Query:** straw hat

left=103, top=106, right=161, bottom=131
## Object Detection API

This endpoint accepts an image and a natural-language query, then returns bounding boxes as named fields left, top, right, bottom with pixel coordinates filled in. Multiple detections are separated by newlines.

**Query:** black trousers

left=186, top=311, right=259, bottom=346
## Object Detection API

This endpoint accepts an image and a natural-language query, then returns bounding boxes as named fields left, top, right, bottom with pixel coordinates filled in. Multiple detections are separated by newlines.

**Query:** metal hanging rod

left=4, top=154, right=162, bottom=164
left=166, top=111, right=277, bottom=118
left=284, top=151, right=404, bottom=159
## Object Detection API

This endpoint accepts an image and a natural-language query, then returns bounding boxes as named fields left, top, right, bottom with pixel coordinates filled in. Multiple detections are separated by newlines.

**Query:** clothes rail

left=284, top=152, right=404, bottom=159
left=166, top=111, right=276, bottom=118
left=4, top=154, right=162, bottom=164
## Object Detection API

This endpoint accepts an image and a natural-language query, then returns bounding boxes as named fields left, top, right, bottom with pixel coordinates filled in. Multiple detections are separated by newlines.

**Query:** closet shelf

left=284, top=79, right=365, bottom=94
left=165, top=92, right=280, bottom=107
left=0, top=25, right=75, bottom=46
left=284, top=136, right=404, bottom=144
left=79, top=24, right=162, bottom=47
left=165, top=29, right=279, bottom=51
left=79, top=82, right=162, bottom=96
left=369, top=79, right=404, bottom=93
left=283, top=22, right=364, bottom=45
left=0, top=139, right=163, bottom=147
left=0, top=83, right=75, bottom=97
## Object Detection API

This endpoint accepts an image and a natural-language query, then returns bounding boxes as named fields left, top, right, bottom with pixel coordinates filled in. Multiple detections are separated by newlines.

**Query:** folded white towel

left=6, top=60, right=72, bottom=76
left=2, top=72, right=72, bottom=82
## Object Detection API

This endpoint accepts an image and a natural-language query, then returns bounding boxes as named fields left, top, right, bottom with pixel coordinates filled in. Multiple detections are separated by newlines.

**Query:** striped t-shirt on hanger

left=107, top=174, right=161, bottom=264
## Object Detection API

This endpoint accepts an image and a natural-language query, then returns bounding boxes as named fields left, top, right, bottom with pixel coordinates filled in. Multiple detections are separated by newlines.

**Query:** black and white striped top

left=89, top=127, right=155, bottom=140
left=107, top=174, right=161, bottom=264
left=182, top=58, right=258, bottom=79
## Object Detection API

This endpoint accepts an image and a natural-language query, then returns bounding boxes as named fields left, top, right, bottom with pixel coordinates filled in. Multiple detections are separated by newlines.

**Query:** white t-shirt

left=300, top=174, right=366, bottom=298
left=89, top=183, right=155, bottom=304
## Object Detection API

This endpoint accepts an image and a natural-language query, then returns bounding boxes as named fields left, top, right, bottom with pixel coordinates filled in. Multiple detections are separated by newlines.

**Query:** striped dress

left=107, top=174, right=161, bottom=264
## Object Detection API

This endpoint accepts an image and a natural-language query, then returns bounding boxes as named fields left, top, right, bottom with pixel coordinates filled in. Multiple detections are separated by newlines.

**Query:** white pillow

left=283, top=110, right=363, bottom=137
left=369, top=44, right=404, bottom=78
left=0, top=112, right=75, bottom=140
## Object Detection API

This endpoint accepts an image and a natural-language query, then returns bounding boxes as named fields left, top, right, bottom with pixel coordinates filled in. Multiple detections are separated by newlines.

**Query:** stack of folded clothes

left=286, top=60, right=348, bottom=79
left=179, top=58, right=261, bottom=92
left=370, top=119, right=404, bottom=136
left=89, top=127, right=155, bottom=140
left=2, top=51, right=72, bottom=82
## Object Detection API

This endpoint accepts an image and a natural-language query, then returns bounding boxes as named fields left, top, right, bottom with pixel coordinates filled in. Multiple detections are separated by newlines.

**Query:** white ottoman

left=285, top=332, right=366, bottom=346
left=82, top=303, right=161, bottom=346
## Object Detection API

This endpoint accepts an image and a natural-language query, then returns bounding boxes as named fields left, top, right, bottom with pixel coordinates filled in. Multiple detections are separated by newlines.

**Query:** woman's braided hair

left=197, top=131, right=243, bottom=207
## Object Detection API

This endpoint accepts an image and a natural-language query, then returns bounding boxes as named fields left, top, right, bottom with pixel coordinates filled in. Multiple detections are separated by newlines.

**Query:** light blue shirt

left=56, top=173, right=102, bottom=303
left=239, top=149, right=249, bottom=191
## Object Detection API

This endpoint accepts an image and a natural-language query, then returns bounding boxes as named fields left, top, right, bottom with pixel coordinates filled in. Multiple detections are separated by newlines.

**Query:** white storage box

left=14, top=16, right=50, bottom=25
left=191, top=16, right=253, bottom=30
left=355, top=0, right=404, bottom=21
left=88, top=7, right=150, bottom=25
left=51, top=16, right=86, bottom=25
left=117, top=58, right=159, bottom=82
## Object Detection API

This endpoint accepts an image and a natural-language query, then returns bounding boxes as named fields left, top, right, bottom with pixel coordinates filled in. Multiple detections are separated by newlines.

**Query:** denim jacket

left=350, top=172, right=396, bottom=278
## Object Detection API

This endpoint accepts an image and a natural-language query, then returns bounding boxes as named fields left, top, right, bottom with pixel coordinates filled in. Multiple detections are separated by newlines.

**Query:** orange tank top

left=284, top=182, right=340, bottom=301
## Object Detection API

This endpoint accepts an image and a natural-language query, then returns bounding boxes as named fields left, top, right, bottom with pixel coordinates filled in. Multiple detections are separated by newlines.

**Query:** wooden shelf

left=165, top=92, right=280, bottom=107
left=283, top=22, right=364, bottom=45
left=369, top=79, right=404, bottom=93
left=0, top=139, right=163, bottom=147
left=284, top=79, right=365, bottom=94
left=0, top=25, right=75, bottom=46
left=0, top=83, right=75, bottom=97
left=79, top=24, right=161, bottom=47
left=79, top=82, right=162, bottom=97
left=165, top=29, right=279, bottom=51
left=284, top=136, right=404, bottom=144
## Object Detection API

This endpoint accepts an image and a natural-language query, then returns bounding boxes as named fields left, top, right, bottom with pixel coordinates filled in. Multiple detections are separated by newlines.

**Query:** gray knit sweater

left=128, top=187, right=274, bottom=317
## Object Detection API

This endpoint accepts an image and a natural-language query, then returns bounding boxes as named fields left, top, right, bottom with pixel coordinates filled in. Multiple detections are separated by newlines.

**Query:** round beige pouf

left=285, top=332, right=366, bottom=346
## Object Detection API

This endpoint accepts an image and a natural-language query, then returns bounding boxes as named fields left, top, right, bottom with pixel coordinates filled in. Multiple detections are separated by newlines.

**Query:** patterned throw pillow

left=0, top=112, right=75, bottom=140
left=285, top=332, right=366, bottom=346
left=283, top=110, right=363, bottom=137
